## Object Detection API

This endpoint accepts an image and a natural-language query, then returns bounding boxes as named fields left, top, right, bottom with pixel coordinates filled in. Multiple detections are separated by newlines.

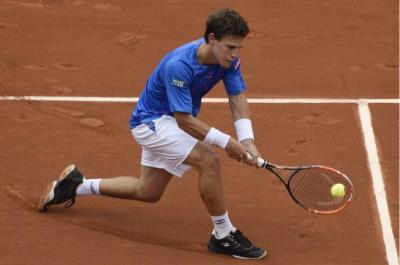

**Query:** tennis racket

left=248, top=154, right=354, bottom=214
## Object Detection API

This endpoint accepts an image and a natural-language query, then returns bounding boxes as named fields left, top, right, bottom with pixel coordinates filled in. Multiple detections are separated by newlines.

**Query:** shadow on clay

left=69, top=221, right=206, bottom=254
left=3, top=185, right=206, bottom=254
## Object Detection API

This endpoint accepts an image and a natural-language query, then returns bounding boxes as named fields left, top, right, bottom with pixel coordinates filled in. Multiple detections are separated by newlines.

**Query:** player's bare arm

left=173, top=112, right=247, bottom=161
left=228, top=92, right=261, bottom=166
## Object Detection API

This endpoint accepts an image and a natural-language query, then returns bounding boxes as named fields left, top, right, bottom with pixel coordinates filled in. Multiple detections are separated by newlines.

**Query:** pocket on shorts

left=131, top=123, right=155, bottom=145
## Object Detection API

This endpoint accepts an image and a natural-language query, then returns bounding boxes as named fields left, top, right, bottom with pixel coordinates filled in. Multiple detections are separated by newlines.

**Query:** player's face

left=210, top=35, right=244, bottom=68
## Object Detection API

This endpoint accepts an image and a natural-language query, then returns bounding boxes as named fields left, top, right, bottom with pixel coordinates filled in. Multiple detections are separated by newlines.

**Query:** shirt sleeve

left=164, top=60, right=193, bottom=113
left=223, top=58, right=246, bottom=96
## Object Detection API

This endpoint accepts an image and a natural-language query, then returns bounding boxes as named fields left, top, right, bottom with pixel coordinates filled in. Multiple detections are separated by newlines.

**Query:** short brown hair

left=204, top=8, right=249, bottom=43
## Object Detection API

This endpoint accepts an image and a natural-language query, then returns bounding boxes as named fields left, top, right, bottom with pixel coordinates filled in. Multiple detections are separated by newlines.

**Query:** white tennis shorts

left=131, top=115, right=198, bottom=177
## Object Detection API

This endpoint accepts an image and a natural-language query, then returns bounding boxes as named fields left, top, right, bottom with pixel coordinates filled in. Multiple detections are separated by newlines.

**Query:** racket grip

left=246, top=153, right=267, bottom=168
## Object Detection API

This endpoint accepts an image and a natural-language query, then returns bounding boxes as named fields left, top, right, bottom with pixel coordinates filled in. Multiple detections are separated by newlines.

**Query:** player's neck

left=197, top=43, right=218, bottom=66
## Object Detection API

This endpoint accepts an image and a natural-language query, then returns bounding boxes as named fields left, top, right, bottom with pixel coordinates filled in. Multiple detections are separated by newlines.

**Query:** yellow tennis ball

left=330, top=183, right=346, bottom=198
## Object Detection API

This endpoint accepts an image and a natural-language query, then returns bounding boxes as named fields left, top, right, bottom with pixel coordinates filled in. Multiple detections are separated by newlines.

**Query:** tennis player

left=39, top=8, right=267, bottom=260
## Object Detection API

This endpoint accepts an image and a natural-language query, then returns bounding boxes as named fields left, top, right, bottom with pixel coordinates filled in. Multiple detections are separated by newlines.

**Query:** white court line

left=358, top=103, right=399, bottom=265
left=0, top=95, right=399, bottom=104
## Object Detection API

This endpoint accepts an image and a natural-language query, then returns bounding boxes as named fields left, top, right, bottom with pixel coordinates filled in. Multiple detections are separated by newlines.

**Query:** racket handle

left=246, top=153, right=268, bottom=168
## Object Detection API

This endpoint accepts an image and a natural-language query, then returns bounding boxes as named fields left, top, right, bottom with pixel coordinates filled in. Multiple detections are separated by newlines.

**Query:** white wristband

left=234, top=118, right=254, bottom=142
left=204, top=127, right=230, bottom=149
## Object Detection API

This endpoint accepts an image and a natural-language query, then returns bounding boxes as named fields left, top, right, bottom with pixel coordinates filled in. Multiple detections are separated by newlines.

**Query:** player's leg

left=129, top=115, right=266, bottom=259
left=184, top=142, right=238, bottom=239
left=38, top=164, right=172, bottom=211
left=184, top=141, right=267, bottom=259
left=183, top=141, right=226, bottom=216
left=99, top=165, right=172, bottom=202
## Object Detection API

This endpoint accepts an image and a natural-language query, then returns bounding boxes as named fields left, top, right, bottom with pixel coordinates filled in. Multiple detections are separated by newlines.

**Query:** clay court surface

left=0, top=1, right=398, bottom=264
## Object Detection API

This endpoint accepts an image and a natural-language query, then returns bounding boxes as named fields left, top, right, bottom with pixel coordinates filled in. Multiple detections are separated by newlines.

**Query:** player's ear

left=208, top=33, right=217, bottom=45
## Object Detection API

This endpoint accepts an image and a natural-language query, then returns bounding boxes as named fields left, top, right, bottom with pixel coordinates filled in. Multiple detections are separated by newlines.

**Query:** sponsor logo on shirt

left=172, top=79, right=185, bottom=88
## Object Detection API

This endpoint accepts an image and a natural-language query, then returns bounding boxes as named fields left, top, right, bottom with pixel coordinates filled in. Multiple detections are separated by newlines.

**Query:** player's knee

left=136, top=185, right=163, bottom=203
left=199, top=150, right=220, bottom=176
left=143, top=193, right=162, bottom=203
left=138, top=189, right=163, bottom=203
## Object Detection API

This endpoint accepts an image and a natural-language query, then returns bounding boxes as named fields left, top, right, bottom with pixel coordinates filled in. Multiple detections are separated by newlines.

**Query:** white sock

left=210, top=211, right=236, bottom=239
left=76, top=178, right=101, bottom=196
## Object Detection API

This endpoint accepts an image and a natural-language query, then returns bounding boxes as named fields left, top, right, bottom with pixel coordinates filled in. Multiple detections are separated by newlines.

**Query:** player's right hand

left=225, top=137, right=247, bottom=161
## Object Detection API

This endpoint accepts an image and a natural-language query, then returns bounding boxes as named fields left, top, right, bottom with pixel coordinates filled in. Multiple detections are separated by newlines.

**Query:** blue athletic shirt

left=129, top=38, right=246, bottom=129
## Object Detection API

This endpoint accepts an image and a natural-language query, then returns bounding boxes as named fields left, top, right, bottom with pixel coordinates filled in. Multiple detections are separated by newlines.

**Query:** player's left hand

left=240, top=139, right=261, bottom=168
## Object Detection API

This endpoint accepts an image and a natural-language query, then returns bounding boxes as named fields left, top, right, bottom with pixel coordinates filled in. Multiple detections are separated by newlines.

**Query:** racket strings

left=288, top=167, right=352, bottom=213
